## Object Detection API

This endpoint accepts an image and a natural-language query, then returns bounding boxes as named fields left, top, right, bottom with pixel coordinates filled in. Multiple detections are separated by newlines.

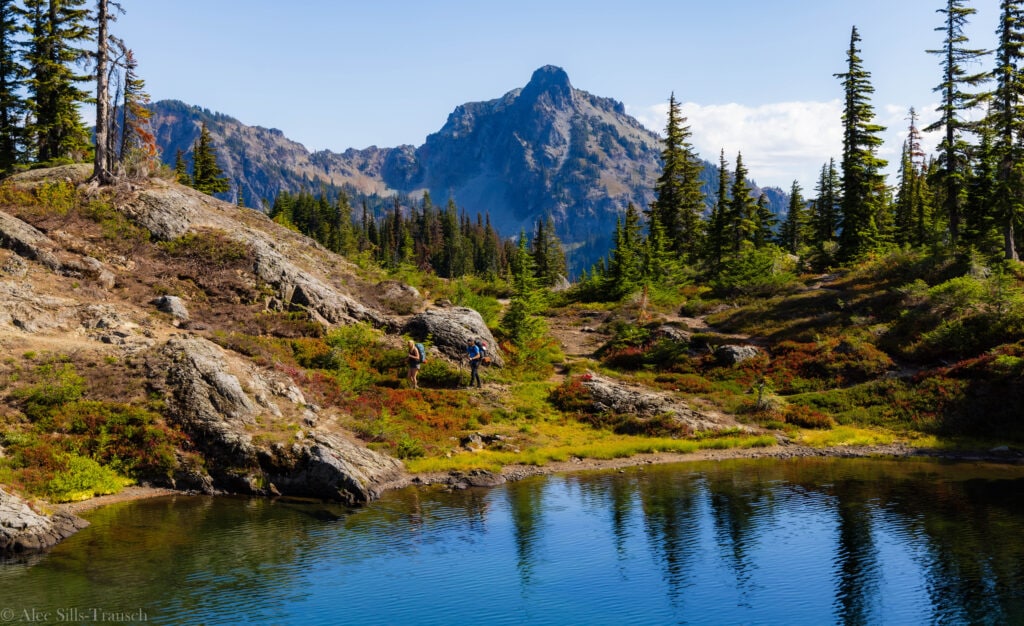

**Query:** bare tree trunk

left=92, top=0, right=113, bottom=184
left=1005, top=219, right=1019, bottom=262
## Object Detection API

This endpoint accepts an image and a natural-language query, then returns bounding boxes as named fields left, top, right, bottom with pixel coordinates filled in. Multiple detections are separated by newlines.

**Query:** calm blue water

left=2, top=457, right=1023, bottom=625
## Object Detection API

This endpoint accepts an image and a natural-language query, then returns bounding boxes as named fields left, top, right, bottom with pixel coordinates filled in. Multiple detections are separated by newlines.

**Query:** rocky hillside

left=149, top=66, right=787, bottom=273
left=0, top=166, right=757, bottom=555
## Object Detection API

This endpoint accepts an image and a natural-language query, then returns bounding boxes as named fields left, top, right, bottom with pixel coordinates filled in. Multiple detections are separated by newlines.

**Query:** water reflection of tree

left=707, top=472, right=775, bottom=606
left=829, top=480, right=881, bottom=626
left=882, top=477, right=1024, bottom=624
left=5, top=495, right=333, bottom=619
left=639, top=471, right=702, bottom=606
left=505, top=477, right=547, bottom=587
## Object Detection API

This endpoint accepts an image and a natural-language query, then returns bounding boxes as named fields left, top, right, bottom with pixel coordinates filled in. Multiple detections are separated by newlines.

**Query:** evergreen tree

left=173, top=148, right=190, bottom=185
left=190, top=122, right=229, bottom=195
left=778, top=181, right=806, bottom=255
left=811, top=158, right=842, bottom=250
left=925, top=0, right=990, bottom=248
left=704, top=149, right=731, bottom=272
left=0, top=0, right=27, bottom=173
left=964, top=121, right=999, bottom=252
left=835, top=26, right=888, bottom=261
left=20, top=0, right=94, bottom=162
left=726, top=152, right=758, bottom=251
left=605, top=203, right=644, bottom=298
left=531, top=215, right=566, bottom=287
left=502, top=231, right=546, bottom=347
left=753, top=193, right=776, bottom=248
left=894, top=109, right=934, bottom=248
left=989, top=0, right=1024, bottom=260
left=650, top=93, right=705, bottom=260
left=438, top=198, right=464, bottom=278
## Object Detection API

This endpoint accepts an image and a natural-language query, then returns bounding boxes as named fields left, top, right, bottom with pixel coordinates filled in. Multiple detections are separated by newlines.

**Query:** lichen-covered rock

left=156, top=335, right=404, bottom=503
left=581, top=373, right=750, bottom=434
left=402, top=307, right=502, bottom=366
left=0, top=488, right=88, bottom=557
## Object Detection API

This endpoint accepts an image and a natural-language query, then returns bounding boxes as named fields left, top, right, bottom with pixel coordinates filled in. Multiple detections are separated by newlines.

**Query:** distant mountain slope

left=149, top=66, right=787, bottom=273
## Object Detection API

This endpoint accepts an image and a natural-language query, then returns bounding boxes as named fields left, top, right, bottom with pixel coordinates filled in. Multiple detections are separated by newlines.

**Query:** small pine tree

left=191, top=123, right=229, bottom=195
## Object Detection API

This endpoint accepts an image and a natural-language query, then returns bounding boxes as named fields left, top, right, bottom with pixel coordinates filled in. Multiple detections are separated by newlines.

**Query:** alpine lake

left=2, top=456, right=1023, bottom=625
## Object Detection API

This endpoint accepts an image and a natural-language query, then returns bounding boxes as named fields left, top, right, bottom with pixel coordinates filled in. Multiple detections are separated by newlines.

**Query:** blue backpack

left=415, top=342, right=426, bottom=363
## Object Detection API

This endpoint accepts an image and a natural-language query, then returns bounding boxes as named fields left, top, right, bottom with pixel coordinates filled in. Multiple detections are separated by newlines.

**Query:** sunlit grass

left=796, top=426, right=899, bottom=448
left=403, top=430, right=778, bottom=473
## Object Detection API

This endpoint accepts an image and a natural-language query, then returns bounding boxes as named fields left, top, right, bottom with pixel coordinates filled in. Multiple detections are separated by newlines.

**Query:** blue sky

left=113, top=0, right=1000, bottom=190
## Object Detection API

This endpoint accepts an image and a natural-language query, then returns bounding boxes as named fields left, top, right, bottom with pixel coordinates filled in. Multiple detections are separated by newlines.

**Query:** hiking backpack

left=415, top=342, right=426, bottom=363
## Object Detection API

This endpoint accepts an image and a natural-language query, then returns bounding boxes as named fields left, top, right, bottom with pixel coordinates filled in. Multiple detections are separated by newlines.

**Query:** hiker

left=466, top=339, right=482, bottom=388
left=407, top=340, right=422, bottom=389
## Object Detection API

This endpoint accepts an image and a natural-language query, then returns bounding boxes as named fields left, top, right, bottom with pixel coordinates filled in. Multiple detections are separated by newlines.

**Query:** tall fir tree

left=531, top=215, right=566, bottom=287
left=726, top=152, right=758, bottom=251
left=704, top=149, right=731, bottom=272
left=989, top=0, right=1024, bottom=260
left=811, top=158, right=842, bottom=251
left=650, top=93, right=705, bottom=260
left=778, top=181, right=806, bottom=255
left=20, top=0, right=94, bottom=162
left=925, top=0, right=990, bottom=248
left=753, top=193, right=776, bottom=248
left=0, top=0, right=27, bottom=173
left=190, top=122, right=229, bottom=195
left=835, top=26, right=888, bottom=262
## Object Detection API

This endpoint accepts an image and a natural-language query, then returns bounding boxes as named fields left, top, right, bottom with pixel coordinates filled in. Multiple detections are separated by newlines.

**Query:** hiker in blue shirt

left=466, top=339, right=482, bottom=388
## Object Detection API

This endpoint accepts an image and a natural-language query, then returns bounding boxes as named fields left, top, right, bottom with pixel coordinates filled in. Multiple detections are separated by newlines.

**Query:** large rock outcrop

left=581, top=373, right=751, bottom=434
left=125, top=183, right=395, bottom=330
left=0, top=488, right=88, bottom=557
left=156, top=335, right=404, bottom=504
left=0, top=209, right=115, bottom=289
left=402, top=306, right=503, bottom=366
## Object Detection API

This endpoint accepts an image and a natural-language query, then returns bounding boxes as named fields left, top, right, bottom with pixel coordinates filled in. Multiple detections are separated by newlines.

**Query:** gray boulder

left=156, top=335, right=404, bottom=503
left=0, top=487, right=89, bottom=556
left=715, top=344, right=762, bottom=365
left=151, top=295, right=190, bottom=322
left=402, top=307, right=502, bottom=366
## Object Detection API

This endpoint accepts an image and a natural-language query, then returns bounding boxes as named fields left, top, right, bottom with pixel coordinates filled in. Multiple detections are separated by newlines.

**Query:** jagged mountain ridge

left=149, top=66, right=787, bottom=272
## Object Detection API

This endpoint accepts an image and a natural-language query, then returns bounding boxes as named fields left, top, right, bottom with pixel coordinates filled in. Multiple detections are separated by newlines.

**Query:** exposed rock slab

left=581, top=373, right=749, bottom=434
left=0, top=210, right=115, bottom=288
left=156, top=335, right=404, bottom=503
left=0, top=487, right=88, bottom=557
left=125, top=184, right=394, bottom=330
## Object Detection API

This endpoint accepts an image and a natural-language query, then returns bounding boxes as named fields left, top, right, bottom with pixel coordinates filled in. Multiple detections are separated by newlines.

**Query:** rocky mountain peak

left=519, top=65, right=575, bottom=109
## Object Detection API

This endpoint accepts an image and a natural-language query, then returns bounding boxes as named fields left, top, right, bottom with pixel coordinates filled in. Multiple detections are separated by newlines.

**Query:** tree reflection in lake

left=1, top=458, right=1022, bottom=625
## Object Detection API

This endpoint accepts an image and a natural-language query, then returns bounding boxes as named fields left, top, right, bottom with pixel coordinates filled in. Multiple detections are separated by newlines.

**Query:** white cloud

left=627, top=100, right=945, bottom=191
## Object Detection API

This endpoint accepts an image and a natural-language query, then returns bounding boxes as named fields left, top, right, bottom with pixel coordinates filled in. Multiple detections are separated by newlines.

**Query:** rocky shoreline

left=2, top=442, right=1022, bottom=559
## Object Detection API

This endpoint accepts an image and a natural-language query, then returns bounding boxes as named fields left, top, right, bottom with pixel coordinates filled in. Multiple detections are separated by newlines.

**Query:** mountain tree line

left=0, top=0, right=157, bottom=179
left=268, top=188, right=566, bottom=286
left=586, top=0, right=1024, bottom=301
